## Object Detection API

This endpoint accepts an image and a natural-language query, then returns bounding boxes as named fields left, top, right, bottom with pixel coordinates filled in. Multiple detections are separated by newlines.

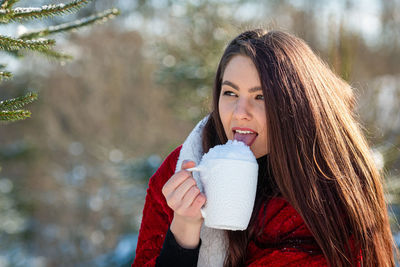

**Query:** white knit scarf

left=175, top=116, right=227, bottom=267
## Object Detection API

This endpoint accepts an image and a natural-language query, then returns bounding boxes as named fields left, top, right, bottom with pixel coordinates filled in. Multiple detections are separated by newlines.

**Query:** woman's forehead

left=222, top=55, right=261, bottom=87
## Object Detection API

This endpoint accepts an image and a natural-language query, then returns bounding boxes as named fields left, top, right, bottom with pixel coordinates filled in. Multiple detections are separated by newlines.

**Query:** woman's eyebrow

left=222, top=80, right=262, bottom=93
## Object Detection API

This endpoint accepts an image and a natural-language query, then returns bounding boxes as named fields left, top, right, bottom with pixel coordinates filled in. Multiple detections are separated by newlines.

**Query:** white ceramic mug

left=187, top=158, right=258, bottom=231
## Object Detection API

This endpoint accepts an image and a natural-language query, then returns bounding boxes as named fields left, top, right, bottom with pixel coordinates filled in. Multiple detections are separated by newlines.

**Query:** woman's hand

left=162, top=160, right=206, bottom=248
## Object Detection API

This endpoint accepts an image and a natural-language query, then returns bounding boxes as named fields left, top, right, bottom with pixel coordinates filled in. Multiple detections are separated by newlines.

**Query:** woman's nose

left=233, top=98, right=252, bottom=120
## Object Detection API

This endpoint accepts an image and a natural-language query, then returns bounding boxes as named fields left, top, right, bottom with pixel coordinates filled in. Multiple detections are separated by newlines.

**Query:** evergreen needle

left=0, top=0, right=19, bottom=9
left=38, top=49, right=74, bottom=61
left=0, top=35, right=55, bottom=51
left=0, top=71, right=12, bottom=80
left=0, top=92, right=38, bottom=111
left=0, top=0, right=92, bottom=22
left=0, top=110, right=31, bottom=121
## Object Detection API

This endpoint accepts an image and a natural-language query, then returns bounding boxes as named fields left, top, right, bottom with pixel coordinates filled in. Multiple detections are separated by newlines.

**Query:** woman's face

left=218, top=55, right=269, bottom=158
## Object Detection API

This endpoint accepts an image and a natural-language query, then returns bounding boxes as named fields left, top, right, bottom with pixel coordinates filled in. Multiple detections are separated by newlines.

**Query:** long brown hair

left=202, top=29, right=397, bottom=266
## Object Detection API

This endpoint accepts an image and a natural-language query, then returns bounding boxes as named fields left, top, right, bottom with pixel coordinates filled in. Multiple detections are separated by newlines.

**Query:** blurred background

left=0, top=0, right=400, bottom=266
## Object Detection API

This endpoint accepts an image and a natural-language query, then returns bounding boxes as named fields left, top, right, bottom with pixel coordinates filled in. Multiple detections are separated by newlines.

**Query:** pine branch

left=0, top=0, right=19, bottom=9
left=0, top=110, right=31, bottom=122
left=19, top=8, right=120, bottom=40
left=4, top=47, right=73, bottom=61
left=0, top=92, right=38, bottom=111
left=37, top=48, right=73, bottom=61
left=0, top=0, right=91, bottom=23
left=0, top=70, right=12, bottom=80
left=0, top=35, right=55, bottom=51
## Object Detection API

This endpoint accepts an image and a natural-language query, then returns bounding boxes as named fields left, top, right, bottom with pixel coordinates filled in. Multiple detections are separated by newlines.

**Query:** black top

left=155, top=153, right=275, bottom=267
left=155, top=226, right=201, bottom=267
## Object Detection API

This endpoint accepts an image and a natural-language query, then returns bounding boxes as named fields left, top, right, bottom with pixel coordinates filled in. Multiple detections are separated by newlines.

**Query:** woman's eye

left=256, top=94, right=264, bottom=100
left=223, top=90, right=237, bottom=97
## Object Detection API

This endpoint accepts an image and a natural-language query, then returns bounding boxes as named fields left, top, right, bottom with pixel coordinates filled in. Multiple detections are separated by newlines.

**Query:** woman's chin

left=250, top=144, right=269, bottom=159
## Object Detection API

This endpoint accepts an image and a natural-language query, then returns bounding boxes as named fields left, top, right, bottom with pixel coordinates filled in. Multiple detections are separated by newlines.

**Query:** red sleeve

left=245, top=246, right=328, bottom=266
left=132, top=146, right=182, bottom=267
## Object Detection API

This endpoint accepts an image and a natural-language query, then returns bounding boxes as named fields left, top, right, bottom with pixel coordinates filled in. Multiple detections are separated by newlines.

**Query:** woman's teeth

left=234, top=130, right=254, bottom=134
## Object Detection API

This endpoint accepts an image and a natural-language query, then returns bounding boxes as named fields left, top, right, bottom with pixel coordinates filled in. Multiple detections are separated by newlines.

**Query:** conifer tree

left=0, top=0, right=119, bottom=122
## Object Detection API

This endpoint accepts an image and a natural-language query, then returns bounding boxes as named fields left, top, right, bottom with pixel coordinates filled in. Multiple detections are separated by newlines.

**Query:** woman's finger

left=181, top=160, right=196, bottom=170
left=162, top=159, right=197, bottom=196
left=180, top=185, right=201, bottom=209
left=167, top=177, right=197, bottom=208
left=190, top=193, right=206, bottom=211
left=162, top=170, right=191, bottom=196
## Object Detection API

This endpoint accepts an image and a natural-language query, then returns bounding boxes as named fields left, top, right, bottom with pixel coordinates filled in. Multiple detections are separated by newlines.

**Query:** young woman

left=132, top=29, right=397, bottom=266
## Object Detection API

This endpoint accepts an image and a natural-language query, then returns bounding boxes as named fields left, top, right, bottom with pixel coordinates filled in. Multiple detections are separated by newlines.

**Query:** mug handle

left=186, top=167, right=201, bottom=172
left=185, top=166, right=206, bottom=218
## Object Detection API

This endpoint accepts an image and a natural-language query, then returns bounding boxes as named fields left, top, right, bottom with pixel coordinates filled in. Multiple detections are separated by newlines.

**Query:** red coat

left=132, top=146, right=330, bottom=266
